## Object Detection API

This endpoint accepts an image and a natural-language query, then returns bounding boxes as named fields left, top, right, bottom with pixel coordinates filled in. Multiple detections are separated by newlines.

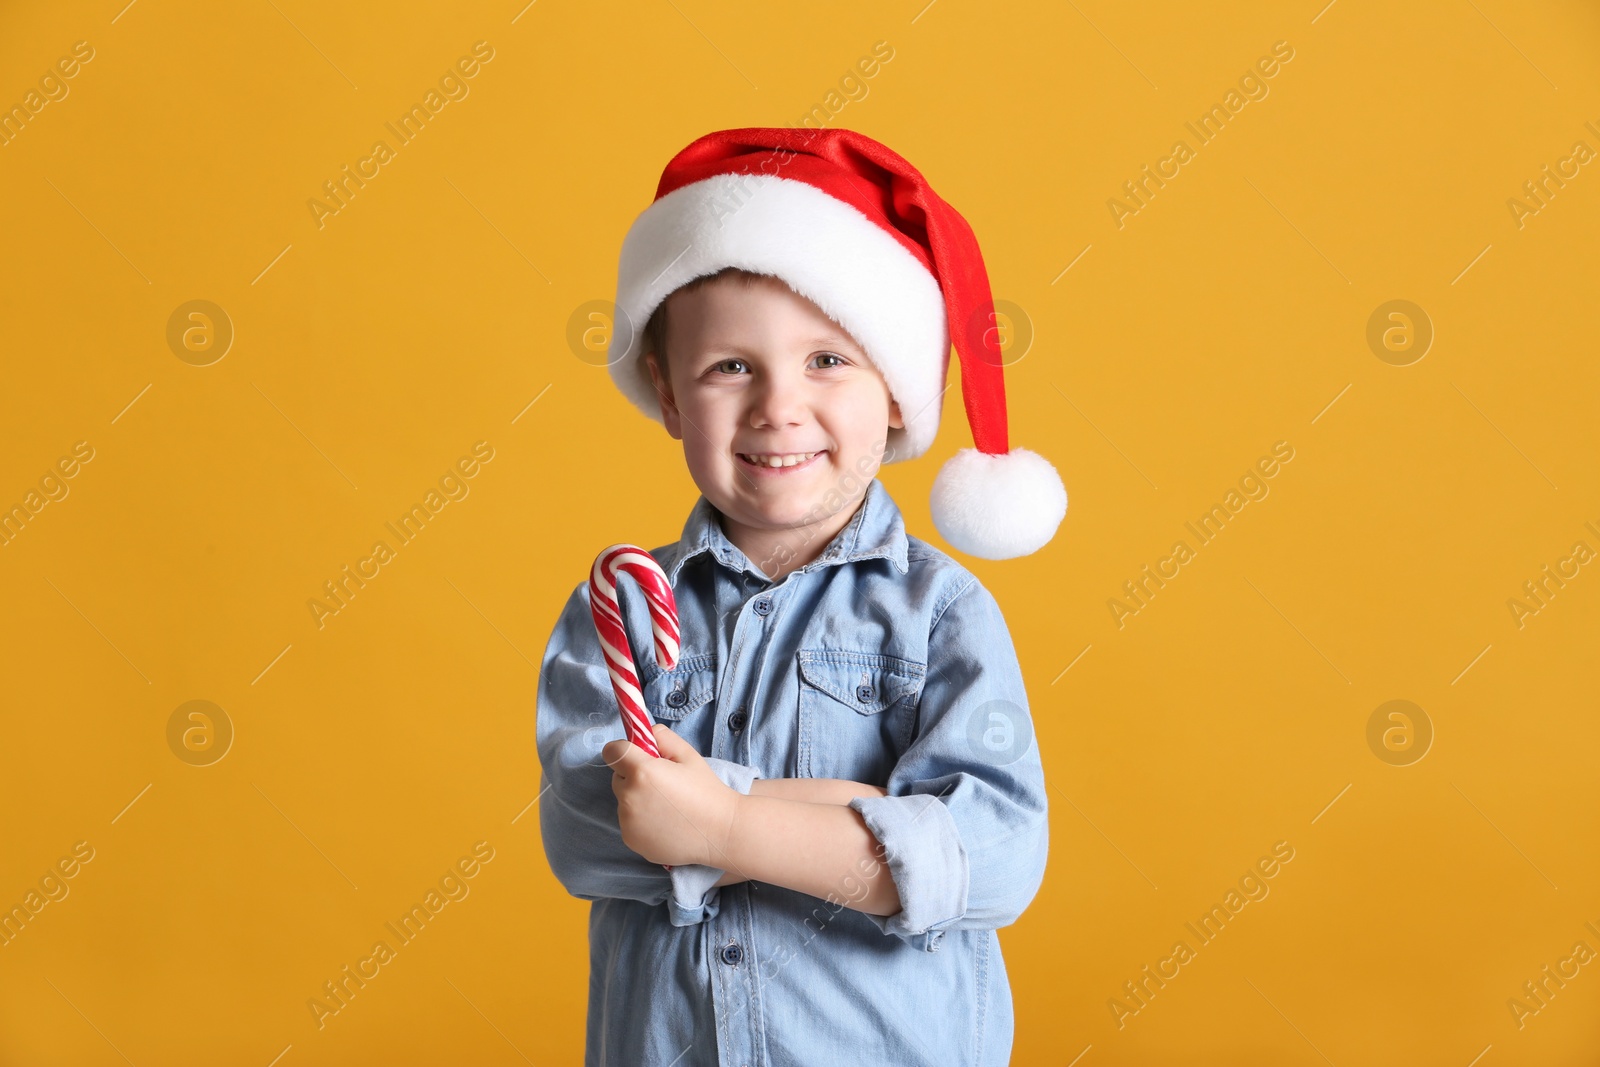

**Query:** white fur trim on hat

left=931, top=447, right=1068, bottom=559
left=608, top=174, right=949, bottom=463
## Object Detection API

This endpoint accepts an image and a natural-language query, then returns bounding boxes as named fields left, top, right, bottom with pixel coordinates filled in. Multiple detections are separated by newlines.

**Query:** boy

left=538, top=128, right=1068, bottom=1066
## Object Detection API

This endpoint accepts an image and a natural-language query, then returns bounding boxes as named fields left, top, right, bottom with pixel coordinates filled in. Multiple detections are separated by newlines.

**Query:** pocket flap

left=641, top=654, right=717, bottom=721
left=797, top=649, right=924, bottom=715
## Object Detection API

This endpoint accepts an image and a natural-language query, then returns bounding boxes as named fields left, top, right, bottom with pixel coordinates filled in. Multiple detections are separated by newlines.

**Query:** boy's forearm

left=747, top=777, right=887, bottom=805
left=709, top=793, right=901, bottom=916
left=710, top=777, right=889, bottom=890
left=708, top=777, right=884, bottom=887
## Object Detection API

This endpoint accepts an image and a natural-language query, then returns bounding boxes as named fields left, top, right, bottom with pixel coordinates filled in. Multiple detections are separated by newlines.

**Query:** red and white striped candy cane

left=588, top=544, right=681, bottom=759
left=590, top=544, right=682, bottom=872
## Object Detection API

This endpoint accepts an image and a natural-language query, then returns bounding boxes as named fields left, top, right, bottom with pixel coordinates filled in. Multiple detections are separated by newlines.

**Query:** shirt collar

left=665, top=477, right=910, bottom=585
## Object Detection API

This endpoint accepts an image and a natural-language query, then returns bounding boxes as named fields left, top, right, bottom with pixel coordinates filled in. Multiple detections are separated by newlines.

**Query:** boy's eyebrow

left=798, top=334, right=856, bottom=348
left=700, top=335, right=862, bottom=356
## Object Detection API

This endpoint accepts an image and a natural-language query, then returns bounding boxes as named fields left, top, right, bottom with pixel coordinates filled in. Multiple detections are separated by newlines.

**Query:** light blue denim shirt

left=537, top=477, right=1049, bottom=1066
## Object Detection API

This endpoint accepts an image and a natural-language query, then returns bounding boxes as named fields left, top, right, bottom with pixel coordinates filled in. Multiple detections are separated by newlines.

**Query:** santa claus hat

left=606, top=126, right=1067, bottom=560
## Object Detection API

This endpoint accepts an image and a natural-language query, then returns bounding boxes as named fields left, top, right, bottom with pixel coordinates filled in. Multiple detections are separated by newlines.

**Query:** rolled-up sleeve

left=536, top=581, right=760, bottom=926
left=847, top=577, right=1049, bottom=951
left=665, top=756, right=759, bottom=925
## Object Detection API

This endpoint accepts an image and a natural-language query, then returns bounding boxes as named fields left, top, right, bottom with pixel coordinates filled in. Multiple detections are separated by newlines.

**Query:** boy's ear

left=643, top=350, right=684, bottom=441
left=888, top=395, right=904, bottom=430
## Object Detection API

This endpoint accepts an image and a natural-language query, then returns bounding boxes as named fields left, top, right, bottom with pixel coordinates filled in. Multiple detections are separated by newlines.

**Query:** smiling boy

left=537, top=127, right=1068, bottom=1066
left=644, top=267, right=905, bottom=582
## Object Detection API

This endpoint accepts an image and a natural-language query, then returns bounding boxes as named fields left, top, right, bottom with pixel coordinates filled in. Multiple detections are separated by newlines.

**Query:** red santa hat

left=606, top=126, right=1068, bottom=560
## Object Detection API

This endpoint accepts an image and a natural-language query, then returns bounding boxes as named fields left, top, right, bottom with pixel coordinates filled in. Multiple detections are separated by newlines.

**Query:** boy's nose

left=748, top=378, right=807, bottom=427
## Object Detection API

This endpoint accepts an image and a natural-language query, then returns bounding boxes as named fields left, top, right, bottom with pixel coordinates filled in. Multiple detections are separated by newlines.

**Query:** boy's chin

left=740, top=492, right=820, bottom=522
left=726, top=485, right=840, bottom=527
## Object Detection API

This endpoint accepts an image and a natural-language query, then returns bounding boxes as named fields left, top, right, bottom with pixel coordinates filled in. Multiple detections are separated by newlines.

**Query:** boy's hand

left=603, top=723, right=741, bottom=869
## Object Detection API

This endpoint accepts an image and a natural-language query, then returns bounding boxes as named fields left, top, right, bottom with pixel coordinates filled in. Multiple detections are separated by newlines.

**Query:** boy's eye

left=709, top=354, right=846, bottom=374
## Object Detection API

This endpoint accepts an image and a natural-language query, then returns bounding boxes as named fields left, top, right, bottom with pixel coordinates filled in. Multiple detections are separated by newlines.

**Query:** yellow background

left=1, top=1, right=1597, bottom=1063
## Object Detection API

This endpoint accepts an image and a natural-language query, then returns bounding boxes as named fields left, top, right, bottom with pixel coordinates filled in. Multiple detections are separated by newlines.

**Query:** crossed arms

left=603, top=723, right=903, bottom=918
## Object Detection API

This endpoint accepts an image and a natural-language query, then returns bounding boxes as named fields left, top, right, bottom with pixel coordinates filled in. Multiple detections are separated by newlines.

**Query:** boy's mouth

left=735, top=449, right=827, bottom=472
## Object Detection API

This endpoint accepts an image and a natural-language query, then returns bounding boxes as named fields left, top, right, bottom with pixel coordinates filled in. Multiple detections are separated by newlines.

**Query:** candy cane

left=589, top=544, right=682, bottom=873
left=589, top=544, right=681, bottom=760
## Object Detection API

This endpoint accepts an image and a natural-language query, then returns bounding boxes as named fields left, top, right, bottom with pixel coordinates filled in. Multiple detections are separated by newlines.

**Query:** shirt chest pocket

left=796, top=649, right=925, bottom=786
left=641, top=654, right=717, bottom=723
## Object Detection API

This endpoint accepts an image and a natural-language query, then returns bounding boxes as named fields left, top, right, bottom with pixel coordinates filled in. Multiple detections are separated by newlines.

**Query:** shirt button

left=729, top=709, right=748, bottom=732
left=666, top=688, right=688, bottom=708
left=752, top=596, right=772, bottom=617
left=720, top=941, right=744, bottom=966
left=856, top=684, right=875, bottom=703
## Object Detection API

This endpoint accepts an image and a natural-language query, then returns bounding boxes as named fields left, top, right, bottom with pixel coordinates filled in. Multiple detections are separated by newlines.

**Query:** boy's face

left=643, top=274, right=904, bottom=550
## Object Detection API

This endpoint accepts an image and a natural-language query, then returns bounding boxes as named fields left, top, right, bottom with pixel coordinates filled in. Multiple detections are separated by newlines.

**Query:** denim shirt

left=536, top=477, right=1049, bottom=1067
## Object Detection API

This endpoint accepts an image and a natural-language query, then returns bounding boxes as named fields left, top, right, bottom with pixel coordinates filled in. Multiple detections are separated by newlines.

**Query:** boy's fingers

left=651, top=722, right=702, bottom=765
left=601, top=737, right=639, bottom=773
left=650, top=723, right=682, bottom=757
left=607, top=725, right=694, bottom=776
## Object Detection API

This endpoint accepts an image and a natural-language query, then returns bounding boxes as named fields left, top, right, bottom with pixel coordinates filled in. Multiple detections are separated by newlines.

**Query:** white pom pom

left=930, top=447, right=1068, bottom=559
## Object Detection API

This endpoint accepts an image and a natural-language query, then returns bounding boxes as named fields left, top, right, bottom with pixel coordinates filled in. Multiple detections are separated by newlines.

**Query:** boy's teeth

left=741, top=451, right=818, bottom=468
